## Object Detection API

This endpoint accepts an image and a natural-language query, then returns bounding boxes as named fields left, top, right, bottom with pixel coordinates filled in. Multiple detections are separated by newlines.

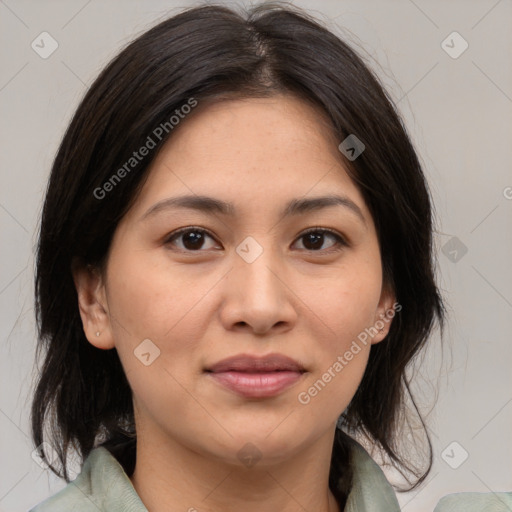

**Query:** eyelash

left=164, top=226, right=348, bottom=254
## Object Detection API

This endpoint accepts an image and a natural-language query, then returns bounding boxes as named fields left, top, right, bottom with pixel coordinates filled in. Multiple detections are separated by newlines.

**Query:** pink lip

left=207, top=353, right=305, bottom=373
left=209, top=371, right=304, bottom=398
left=205, top=353, right=306, bottom=398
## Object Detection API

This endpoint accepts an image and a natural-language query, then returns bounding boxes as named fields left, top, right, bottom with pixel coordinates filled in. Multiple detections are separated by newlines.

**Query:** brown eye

left=294, top=228, right=347, bottom=252
left=165, top=227, right=219, bottom=251
left=164, top=226, right=347, bottom=254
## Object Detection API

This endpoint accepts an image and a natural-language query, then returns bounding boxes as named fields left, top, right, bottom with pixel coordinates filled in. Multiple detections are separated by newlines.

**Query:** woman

left=29, top=2, right=511, bottom=511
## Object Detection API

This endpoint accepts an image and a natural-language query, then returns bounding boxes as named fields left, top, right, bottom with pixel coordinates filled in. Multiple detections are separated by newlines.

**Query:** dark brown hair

left=31, top=2, right=445, bottom=508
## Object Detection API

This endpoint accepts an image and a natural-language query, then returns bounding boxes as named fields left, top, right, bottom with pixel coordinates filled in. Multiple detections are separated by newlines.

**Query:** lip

left=207, top=353, right=305, bottom=373
left=205, top=353, right=307, bottom=398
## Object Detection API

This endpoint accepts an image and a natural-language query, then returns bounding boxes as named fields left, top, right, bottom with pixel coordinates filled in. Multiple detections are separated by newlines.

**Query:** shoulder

left=345, top=439, right=512, bottom=512
left=433, top=491, right=512, bottom=512
left=29, top=447, right=147, bottom=512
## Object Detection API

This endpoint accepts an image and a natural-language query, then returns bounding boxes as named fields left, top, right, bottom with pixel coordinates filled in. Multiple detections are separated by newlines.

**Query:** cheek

left=296, top=259, right=382, bottom=409
left=104, top=246, right=217, bottom=404
left=310, top=259, right=383, bottom=346
left=105, top=243, right=216, bottom=343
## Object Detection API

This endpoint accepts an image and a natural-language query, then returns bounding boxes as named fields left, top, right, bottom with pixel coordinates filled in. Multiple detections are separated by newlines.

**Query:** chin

left=209, top=425, right=313, bottom=467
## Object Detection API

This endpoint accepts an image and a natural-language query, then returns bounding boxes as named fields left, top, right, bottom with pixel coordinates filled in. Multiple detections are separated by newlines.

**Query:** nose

left=218, top=241, right=298, bottom=336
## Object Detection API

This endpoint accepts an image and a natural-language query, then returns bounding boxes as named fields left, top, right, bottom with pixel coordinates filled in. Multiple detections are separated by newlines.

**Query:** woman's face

left=78, top=94, right=395, bottom=467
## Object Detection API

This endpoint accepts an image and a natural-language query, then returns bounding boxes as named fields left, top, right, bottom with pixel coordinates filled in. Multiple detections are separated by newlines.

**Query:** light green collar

left=344, top=441, right=401, bottom=511
left=30, top=441, right=399, bottom=511
left=32, top=439, right=512, bottom=511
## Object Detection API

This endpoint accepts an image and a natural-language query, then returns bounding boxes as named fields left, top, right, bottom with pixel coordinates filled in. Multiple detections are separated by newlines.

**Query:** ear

left=72, top=261, right=115, bottom=350
left=370, top=283, right=398, bottom=345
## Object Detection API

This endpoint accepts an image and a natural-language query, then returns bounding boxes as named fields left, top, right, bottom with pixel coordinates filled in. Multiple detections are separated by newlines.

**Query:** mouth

left=204, top=353, right=307, bottom=398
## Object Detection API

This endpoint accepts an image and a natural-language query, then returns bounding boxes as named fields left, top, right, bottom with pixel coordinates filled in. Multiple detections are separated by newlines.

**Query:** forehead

left=127, top=94, right=369, bottom=221
left=163, top=94, right=341, bottom=166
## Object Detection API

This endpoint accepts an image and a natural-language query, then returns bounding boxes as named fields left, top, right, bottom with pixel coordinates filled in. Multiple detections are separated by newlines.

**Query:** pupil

left=184, top=231, right=203, bottom=249
left=305, top=233, right=322, bottom=250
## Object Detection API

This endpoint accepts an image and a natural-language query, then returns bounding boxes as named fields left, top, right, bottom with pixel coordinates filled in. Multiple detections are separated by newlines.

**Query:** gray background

left=1, top=0, right=511, bottom=511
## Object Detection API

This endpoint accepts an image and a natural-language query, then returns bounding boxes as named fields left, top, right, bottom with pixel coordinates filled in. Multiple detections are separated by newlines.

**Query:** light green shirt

left=29, top=442, right=512, bottom=511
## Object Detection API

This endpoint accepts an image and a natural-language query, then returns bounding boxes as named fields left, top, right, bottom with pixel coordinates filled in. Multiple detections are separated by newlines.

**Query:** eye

left=164, top=226, right=348, bottom=253
left=164, top=227, right=219, bottom=252
left=293, top=227, right=348, bottom=253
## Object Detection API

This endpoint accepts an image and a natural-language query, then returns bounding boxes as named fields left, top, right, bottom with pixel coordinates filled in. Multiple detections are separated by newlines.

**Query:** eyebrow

left=140, top=194, right=366, bottom=225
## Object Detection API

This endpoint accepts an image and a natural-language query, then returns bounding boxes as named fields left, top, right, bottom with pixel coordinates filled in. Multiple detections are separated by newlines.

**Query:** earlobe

left=72, top=263, right=115, bottom=350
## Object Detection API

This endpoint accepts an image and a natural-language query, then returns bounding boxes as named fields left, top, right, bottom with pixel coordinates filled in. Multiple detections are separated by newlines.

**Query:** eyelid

left=165, top=225, right=216, bottom=241
left=299, top=226, right=348, bottom=245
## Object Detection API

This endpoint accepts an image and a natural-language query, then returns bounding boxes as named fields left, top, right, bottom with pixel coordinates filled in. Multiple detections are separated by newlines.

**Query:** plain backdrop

left=1, top=1, right=511, bottom=511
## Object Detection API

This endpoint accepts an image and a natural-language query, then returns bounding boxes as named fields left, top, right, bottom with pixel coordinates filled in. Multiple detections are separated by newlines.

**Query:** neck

left=129, top=424, right=341, bottom=512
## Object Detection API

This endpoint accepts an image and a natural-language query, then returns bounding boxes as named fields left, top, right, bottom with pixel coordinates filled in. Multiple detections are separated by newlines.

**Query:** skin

left=74, top=94, right=395, bottom=512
